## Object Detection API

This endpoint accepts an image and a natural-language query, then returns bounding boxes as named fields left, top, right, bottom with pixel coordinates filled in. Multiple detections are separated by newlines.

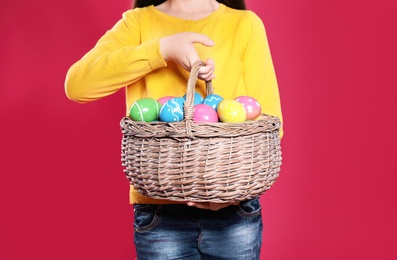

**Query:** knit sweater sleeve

left=242, top=12, right=283, bottom=137
left=64, top=9, right=167, bottom=103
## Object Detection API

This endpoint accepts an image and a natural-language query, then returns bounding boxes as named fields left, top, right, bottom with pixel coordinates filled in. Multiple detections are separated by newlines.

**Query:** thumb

left=188, top=33, right=215, bottom=47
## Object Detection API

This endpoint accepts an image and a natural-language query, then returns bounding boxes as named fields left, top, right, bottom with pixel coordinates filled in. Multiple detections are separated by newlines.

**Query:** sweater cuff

left=145, top=39, right=167, bottom=70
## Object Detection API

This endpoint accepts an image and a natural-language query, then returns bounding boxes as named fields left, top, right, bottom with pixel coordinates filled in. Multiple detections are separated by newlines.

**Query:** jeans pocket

left=236, top=198, right=262, bottom=218
left=133, top=204, right=160, bottom=232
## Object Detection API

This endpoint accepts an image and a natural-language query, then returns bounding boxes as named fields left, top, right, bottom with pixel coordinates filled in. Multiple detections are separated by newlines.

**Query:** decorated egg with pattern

left=217, top=99, right=246, bottom=123
left=159, top=97, right=185, bottom=122
left=203, top=94, right=224, bottom=111
left=235, top=96, right=262, bottom=120
left=193, top=104, right=219, bottom=122
left=129, top=98, right=162, bottom=122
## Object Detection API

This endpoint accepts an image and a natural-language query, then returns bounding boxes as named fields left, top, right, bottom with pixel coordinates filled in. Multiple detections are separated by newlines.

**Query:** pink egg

left=235, top=96, right=262, bottom=120
left=158, top=96, right=174, bottom=105
left=193, top=104, right=219, bottom=123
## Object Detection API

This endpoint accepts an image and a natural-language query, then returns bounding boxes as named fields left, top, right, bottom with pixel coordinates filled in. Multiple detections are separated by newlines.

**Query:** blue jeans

left=133, top=199, right=262, bottom=260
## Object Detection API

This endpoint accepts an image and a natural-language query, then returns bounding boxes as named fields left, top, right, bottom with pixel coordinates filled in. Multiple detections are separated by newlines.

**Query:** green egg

left=129, top=98, right=162, bottom=122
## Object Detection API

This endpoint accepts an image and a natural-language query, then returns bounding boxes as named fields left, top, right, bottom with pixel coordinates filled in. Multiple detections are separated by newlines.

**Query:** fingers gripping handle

left=183, top=60, right=214, bottom=138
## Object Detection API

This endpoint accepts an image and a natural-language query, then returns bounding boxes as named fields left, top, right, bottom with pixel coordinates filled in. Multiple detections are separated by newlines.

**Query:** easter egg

left=235, top=96, right=262, bottom=120
left=158, top=96, right=174, bottom=105
left=129, top=98, right=162, bottom=122
left=159, top=97, right=185, bottom=122
left=217, top=99, right=246, bottom=123
left=193, top=104, right=219, bottom=123
left=184, top=92, right=204, bottom=106
left=203, top=94, right=224, bottom=111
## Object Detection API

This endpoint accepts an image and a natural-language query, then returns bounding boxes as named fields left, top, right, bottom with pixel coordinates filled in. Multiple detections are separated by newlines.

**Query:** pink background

left=1, top=0, right=396, bottom=259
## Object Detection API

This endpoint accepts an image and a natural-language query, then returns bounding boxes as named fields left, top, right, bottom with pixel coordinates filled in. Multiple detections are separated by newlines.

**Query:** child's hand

left=160, top=32, right=216, bottom=81
left=199, top=58, right=215, bottom=81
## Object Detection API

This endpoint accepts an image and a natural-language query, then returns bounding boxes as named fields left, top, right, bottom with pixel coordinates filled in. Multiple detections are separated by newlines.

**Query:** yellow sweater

left=65, top=4, right=283, bottom=204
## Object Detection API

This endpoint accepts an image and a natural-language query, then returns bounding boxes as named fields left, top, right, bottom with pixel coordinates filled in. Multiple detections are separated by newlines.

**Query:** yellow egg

left=217, top=99, right=246, bottom=123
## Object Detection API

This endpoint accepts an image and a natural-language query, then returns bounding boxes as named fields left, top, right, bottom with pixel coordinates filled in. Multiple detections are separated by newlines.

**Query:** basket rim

left=120, top=113, right=281, bottom=139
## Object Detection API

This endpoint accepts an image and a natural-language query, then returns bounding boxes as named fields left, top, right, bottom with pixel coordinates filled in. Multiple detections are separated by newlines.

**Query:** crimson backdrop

left=1, top=0, right=397, bottom=259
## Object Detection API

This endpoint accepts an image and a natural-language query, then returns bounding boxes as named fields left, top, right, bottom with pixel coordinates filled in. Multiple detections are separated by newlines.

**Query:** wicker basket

left=120, top=60, right=282, bottom=203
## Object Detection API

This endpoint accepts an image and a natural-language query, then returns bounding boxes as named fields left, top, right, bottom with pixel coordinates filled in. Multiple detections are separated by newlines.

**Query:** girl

left=65, top=0, right=283, bottom=259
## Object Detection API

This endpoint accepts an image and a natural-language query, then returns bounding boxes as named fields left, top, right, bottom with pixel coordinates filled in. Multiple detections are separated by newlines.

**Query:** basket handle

left=184, top=60, right=214, bottom=121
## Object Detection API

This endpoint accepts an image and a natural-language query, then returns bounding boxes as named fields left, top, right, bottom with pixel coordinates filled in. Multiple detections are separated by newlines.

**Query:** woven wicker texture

left=120, top=60, right=282, bottom=203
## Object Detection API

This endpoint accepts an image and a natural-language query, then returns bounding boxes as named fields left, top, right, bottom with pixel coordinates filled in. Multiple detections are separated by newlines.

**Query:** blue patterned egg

left=183, top=92, right=204, bottom=106
left=159, top=97, right=185, bottom=122
left=203, top=94, right=224, bottom=111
